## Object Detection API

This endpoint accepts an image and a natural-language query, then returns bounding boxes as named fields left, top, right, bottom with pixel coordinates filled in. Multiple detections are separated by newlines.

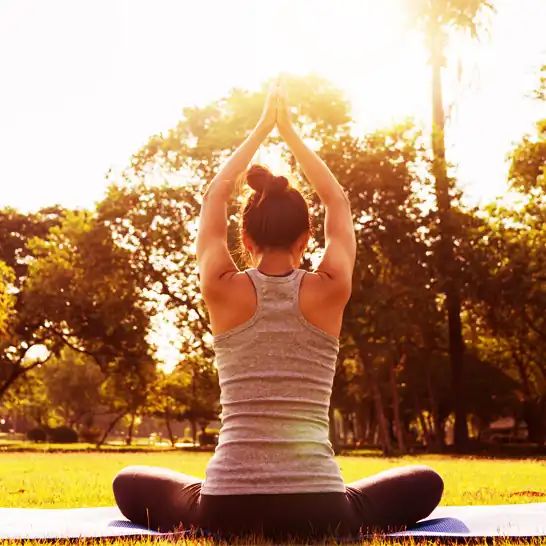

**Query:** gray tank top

left=202, top=268, right=345, bottom=495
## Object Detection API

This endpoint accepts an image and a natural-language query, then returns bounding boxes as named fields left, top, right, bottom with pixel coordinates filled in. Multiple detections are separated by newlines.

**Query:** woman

left=113, top=81, right=444, bottom=540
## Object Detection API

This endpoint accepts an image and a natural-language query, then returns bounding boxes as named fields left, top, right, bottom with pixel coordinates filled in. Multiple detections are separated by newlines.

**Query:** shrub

left=78, top=426, right=102, bottom=444
left=198, top=430, right=219, bottom=447
left=47, top=426, right=78, bottom=443
left=27, top=427, right=47, bottom=443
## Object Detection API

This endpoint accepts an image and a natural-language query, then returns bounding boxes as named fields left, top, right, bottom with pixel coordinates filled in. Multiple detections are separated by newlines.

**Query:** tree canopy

left=1, top=70, right=545, bottom=451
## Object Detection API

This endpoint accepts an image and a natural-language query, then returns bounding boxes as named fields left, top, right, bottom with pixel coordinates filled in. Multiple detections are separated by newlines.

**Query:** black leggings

left=113, top=465, right=443, bottom=540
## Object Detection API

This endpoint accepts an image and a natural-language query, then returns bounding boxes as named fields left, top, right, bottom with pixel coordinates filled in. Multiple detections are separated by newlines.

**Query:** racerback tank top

left=201, top=268, right=345, bottom=495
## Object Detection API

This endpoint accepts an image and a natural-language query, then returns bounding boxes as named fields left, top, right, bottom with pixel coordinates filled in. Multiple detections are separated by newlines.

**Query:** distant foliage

left=27, top=427, right=47, bottom=443
left=78, top=426, right=102, bottom=444
left=46, top=426, right=79, bottom=444
left=198, top=430, right=219, bottom=447
left=3, top=71, right=546, bottom=453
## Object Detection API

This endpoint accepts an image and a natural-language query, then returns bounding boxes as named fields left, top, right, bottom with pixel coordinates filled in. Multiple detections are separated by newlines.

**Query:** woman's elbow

left=324, top=191, right=351, bottom=212
left=202, top=182, right=231, bottom=205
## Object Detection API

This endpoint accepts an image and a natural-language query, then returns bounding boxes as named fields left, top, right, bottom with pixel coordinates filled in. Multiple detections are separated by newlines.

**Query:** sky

left=0, top=0, right=545, bottom=213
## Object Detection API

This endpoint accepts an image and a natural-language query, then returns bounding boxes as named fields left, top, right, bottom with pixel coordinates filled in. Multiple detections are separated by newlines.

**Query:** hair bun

left=246, top=165, right=273, bottom=194
left=246, top=165, right=289, bottom=196
left=271, top=175, right=289, bottom=193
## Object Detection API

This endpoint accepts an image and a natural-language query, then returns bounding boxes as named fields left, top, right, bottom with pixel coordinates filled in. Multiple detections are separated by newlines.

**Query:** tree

left=451, top=75, right=546, bottom=445
left=406, top=0, right=495, bottom=450
left=178, top=357, right=221, bottom=442
left=22, top=211, right=154, bottom=369
left=0, top=261, right=15, bottom=339
left=465, top=105, right=546, bottom=444
left=533, top=64, right=546, bottom=102
left=150, top=359, right=220, bottom=445
left=97, top=354, right=158, bottom=447
left=0, top=279, right=55, bottom=403
left=319, top=121, right=444, bottom=452
left=17, top=210, right=160, bottom=445
left=35, top=349, right=105, bottom=428
left=150, top=369, right=192, bottom=446
left=4, top=348, right=105, bottom=431
left=0, top=207, right=67, bottom=401
left=0, top=206, right=67, bottom=284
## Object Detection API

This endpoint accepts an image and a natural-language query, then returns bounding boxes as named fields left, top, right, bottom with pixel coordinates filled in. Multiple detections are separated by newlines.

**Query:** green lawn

left=0, top=452, right=545, bottom=545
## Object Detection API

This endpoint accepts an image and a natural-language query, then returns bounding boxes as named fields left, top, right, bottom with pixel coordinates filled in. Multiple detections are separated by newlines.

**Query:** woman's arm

left=277, top=85, right=356, bottom=296
left=196, top=85, right=277, bottom=298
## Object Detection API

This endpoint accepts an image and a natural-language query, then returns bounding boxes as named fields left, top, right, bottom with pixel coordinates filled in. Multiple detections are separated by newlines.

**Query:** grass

left=0, top=452, right=545, bottom=545
left=0, top=440, right=181, bottom=453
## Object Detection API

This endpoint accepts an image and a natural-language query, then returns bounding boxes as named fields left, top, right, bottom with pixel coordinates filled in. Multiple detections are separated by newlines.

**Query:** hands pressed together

left=257, top=77, right=293, bottom=138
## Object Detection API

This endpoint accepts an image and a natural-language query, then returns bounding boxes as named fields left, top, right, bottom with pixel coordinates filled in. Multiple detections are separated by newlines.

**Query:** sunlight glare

left=251, top=0, right=429, bottom=131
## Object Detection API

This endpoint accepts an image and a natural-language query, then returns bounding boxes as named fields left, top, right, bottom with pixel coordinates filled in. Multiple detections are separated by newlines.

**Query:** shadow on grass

left=0, top=441, right=217, bottom=454
left=1, top=438, right=544, bottom=460
left=338, top=443, right=546, bottom=461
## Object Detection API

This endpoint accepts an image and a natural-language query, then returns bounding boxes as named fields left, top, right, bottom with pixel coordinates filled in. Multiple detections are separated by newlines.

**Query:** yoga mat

left=0, top=503, right=544, bottom=540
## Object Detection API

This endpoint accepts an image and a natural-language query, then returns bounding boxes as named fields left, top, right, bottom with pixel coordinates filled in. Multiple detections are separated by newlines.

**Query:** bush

left=197, top=430, right=219, bottom=447
left=47, top=426, right=78, bottom=444
left=27, top=427, right=47, bottom=443
left=78, top=426, right=102, bottom=444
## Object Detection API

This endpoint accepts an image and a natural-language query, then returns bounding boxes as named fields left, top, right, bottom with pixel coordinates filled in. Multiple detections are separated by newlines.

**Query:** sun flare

left=245, top=0, right=430, bottom=130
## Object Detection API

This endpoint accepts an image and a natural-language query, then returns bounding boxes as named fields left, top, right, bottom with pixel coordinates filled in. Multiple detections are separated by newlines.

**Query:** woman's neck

left=255, top=252, right=296, bottom=276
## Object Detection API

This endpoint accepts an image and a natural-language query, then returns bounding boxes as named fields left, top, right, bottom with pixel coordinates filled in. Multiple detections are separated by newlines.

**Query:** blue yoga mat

left=0, top=503, right=544, bottom=540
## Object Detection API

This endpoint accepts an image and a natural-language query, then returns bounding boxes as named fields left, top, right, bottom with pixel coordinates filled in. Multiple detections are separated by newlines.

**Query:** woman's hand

left=276, top=79, right=294, bottom=138
left=257, top=81, right=278, bottom=135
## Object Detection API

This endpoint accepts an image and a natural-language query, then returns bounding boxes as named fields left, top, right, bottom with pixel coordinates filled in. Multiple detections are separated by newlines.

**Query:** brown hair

left=241, top=165, right=310, bottom=250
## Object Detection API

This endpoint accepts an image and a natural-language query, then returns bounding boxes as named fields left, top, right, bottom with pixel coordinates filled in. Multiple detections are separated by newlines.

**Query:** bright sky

left=0, top=0, right=544, bottom=213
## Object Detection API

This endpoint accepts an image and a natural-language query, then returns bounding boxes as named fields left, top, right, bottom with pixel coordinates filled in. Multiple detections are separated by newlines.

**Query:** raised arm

left=196, top=84, right=277, bottom=298
left=276, top=85, right=356, bottom=297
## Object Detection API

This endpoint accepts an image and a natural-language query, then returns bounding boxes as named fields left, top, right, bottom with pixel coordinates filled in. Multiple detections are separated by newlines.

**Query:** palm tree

left=407, top=0, right=494, bottom=450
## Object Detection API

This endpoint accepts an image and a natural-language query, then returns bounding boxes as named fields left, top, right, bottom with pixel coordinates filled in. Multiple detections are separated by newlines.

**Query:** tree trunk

left=425, top=362, right=444, bottom=452
left=446, top=290, right=467, bottom=449
left=511, top=351, right=542, bottom=443
left=189, top=418, right=197, bottom=445
left=416, top=403, right=433, bottom=449
left=0, top=354, right=49, bottom=403
left=430, top=26, right=468, bottom=451
left=164, top=408, right=176, bottom=447
left=96, top=413, right=126, bottom=448
left=523, top=399, right=545, bottom=445
left=512, top=350, right=532, bottom=397
left=349, top=413, right=357, bottom=445
left=358, top=401, right=373, bottom=445
left=368, top=401, right=376, bottom=444
left=389, top=356, right=407, bottom=453
left=125, top=413, right=136, bottom=446
left=368, top=365, right=392, bottom=455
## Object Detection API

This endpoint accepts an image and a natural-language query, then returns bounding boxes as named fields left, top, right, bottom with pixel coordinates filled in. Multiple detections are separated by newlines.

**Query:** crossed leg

left=112, top=466, right=202, bottom=532
left=113, top=464, right=444, bottom=536
left=345, top=465, right=444, bottom=533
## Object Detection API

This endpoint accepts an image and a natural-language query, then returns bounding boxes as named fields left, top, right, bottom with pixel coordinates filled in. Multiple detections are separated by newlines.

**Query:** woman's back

left=113, top=81, right=443, bottom=539
left=202, top=268, right=344, bottom=495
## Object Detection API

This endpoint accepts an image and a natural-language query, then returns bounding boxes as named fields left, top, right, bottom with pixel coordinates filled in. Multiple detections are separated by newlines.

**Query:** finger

left=269, top=78, right=279, bottom=95
left=278, top=87, right=286, bottom=106
left=279, top=74, right=287, bottom=96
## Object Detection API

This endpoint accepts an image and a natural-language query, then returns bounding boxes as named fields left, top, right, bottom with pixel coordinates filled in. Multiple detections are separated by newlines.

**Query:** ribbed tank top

left=201, top=268, right=345, bottom=495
